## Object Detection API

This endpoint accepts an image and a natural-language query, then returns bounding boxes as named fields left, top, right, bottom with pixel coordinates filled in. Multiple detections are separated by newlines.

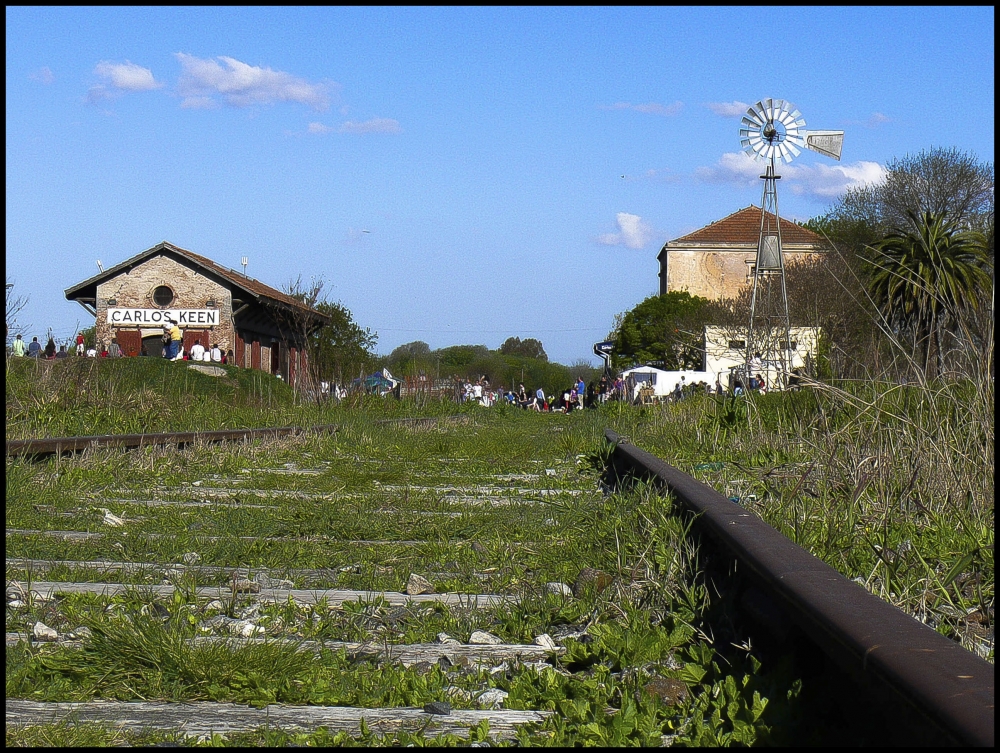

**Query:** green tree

left=499, top=336, right=548, bottom=361
left=833, top=147, right=993, bottom=237
left=311, top=299, right=378, bottom=385
left=283, top=275, right=377, bottom=391
left=609, top=291, right=716, bottom=370
left=868, top=210, right=990, bottom=380
left=386, top=341, right=433, bottom=376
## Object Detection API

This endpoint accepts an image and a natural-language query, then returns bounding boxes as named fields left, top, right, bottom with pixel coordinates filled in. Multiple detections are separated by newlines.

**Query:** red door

left=182, top=330, right=209, bottom=358
left=116, top=330, right=141, bottom=357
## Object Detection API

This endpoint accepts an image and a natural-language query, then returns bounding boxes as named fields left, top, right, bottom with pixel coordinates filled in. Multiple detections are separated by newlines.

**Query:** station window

left=728, top=340, right=746, bottom=350
left=152, top=285, right=174, bottom=307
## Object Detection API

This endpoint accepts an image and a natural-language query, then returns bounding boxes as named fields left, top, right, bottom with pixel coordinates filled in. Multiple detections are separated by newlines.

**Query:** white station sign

left=107, top=308, right=220, bottom=326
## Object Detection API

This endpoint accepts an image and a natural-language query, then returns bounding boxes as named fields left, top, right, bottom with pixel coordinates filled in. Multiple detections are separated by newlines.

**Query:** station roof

left=65, top=241, right=330, bottom=326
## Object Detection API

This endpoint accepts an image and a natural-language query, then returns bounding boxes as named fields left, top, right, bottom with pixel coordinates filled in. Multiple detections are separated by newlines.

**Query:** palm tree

left=868, top=210, right=990, bottom=379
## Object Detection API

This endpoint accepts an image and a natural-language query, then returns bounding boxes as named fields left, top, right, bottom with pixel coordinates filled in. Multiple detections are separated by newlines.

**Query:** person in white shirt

left=210, top=344, right=223, bottom=362
left=189, top=341, right=205, bottom=361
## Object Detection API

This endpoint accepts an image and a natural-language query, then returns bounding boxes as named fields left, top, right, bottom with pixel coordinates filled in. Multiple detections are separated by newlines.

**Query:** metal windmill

left=739, top=99, right=843, bottom=388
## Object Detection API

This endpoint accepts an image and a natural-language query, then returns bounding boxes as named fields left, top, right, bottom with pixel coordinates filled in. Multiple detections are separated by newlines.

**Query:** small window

left=729, top=340, right=746, bottom=350
left=152, top=285, right=174, bottom=307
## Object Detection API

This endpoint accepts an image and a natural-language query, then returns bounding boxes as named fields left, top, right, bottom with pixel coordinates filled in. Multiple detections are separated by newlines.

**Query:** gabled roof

left=669, top=206, right=826, bottom=246
left=65, top=241, right=329, bottom=324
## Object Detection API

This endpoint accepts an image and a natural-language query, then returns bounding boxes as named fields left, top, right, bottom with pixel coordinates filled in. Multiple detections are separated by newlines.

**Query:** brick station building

left=657, top=206, right=830, bottom=300
left=65, top=241, right=329, bottom=387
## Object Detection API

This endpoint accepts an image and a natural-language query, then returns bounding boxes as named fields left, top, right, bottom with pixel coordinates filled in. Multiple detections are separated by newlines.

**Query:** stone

left=643, top=677, right=688, bottom=706
left=550, top=625, right=589, bottom=642
left=181, top=552, right=201, bottom=565
left=71, top=626, right=93, bottom=639
left=572, top=567, right=613, bottom=597
left=476, top=688, right=508, bottom=709
left=469, top=630, right=502, bottom=645
left=204, top=600, right=225, bottom=611
left=436, top=632, right=461, bottom=645
left=33, top=621, right=58, bottom=642
left=406, top=573, right=435, bottom=595
left=470, top=542, right=487, bottom=554
left=423, top=701, right=452, bottom=715
left=231, top=620, right=265, bottom=637
left=545, top=582, right=573, bottom=597
left=253, top=573, right=294, bottom=590
left=7, top=581, right=27, bottom=602
left=230, top=578, right=261, bottom=594
left=100, top=508, right=126, bottom=527
left=534, top=633, right=558, bottom=650
left=444, top=686, right=472, bottom=702
left=188, top=364, right=227, bottom=377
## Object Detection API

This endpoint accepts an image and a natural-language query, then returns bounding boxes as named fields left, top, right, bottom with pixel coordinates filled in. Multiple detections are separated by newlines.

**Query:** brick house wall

left=95, top=255, right=233, bottom=353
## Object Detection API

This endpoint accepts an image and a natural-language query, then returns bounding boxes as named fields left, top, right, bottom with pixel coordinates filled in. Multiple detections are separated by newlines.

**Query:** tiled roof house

left=657, top=206, right=830, bottom=300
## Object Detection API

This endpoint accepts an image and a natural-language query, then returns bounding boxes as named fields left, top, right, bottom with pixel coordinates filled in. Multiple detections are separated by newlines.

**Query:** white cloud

left=175, top=53, right=334, bottom=111
left=784, top=160, right=887, bottom=198
left=597, top=212, right=653, bottom=250
left=705, top=101, right=750, bottom=117
left=339, top=117, right=402, bottom=135
left=29, top=66, right=54, bottom=85
left=87, top=60, right=161, bottom=103
left=695, top=151, right=887, bottom=199
left=694, top=151, right=762, bottom=186
left=867, top=112, right=891, bottom=128
left=179, top=96, right=217, bottom=110
left=94, top=61, right=161, bottom=91
left=600, top=101, right=683, bottom=117
left=308, top=122, right=334, bottom=134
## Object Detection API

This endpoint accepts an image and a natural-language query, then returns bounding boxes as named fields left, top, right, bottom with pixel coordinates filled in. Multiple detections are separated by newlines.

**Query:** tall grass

left=608, top=372, right=993, bottom=661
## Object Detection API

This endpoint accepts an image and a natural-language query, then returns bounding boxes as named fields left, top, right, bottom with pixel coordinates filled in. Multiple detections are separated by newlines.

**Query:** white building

left=704, top=325, right=820, bottom=390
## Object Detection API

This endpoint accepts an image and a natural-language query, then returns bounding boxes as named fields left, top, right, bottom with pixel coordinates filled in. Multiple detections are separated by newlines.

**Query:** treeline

left=608, top=147, right=994, bottom=383
left=283, top=278, right=597, bottom=396
left=380, top=339, right=599, bottom=397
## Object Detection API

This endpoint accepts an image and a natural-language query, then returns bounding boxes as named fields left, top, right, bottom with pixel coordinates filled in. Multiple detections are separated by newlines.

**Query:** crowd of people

left=9, top=333, right=122, bottom=360
left=8, top=319, right=231, bottom=364
left=454, top=373, right=639, bottom=412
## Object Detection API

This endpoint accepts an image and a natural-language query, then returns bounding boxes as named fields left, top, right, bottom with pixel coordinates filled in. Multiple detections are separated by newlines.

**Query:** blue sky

left=6, top=6, right=994, bottom=366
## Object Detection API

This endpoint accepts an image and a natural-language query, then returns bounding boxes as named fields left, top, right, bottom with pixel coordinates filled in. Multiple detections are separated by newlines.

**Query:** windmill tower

left=739, top=99, right=843, bottom=388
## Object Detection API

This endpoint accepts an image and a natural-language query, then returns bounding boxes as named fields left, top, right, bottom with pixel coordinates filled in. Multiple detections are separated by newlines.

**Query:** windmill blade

left=802, top=130, right=844, bottom=160
left=784, top=142, right=802, bottom=159
left=778, top=110, right=806, bottom=130
left=749, top=101, right=768, bottom=123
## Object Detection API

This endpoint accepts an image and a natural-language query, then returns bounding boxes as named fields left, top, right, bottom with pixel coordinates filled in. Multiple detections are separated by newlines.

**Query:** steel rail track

left=5, top=417, right=459, bottom=459
left=605, top=429, right=993, bottom=747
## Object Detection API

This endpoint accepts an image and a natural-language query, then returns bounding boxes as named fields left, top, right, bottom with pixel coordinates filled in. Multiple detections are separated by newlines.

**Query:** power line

left=370, top=327, right=609, bottom=334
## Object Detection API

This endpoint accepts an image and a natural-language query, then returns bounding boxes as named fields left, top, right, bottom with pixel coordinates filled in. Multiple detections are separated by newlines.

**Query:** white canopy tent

left=619, top=366, right=716, bottom=400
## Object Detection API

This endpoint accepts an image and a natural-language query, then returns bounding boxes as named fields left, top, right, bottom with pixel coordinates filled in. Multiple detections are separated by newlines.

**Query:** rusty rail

left=605, top=428, right=993, bottom=747
left=5, top=417, right=465, bottom=459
